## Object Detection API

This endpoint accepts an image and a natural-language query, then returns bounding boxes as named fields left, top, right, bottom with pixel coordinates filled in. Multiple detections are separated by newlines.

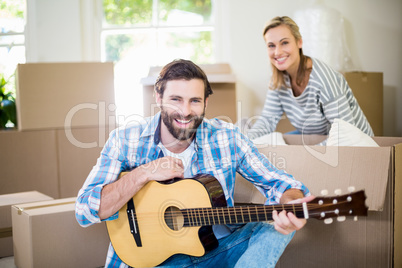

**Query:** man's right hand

left=98, top=156, right=184, bottom=220
left=138, top=156, right=184, bottom=183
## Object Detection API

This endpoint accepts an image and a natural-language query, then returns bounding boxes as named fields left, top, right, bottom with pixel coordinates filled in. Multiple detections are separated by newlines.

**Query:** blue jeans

left=157, top=222, right=294, bottom=268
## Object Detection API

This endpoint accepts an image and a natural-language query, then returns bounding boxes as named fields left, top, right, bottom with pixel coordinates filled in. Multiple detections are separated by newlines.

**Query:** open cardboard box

left=0, top=191, right=53, bottom=258
left=11, top=197, right=110, bottom=268
left=234, top=135, right=402, bottom=268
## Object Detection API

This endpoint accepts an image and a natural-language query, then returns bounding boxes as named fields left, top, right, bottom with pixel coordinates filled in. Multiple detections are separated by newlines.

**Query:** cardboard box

left=16, top=62, right=116, bottom=130
left=344, top=72, right=383, bottom=136
left=0, top=191, right=53, bottom=257
left=0, top=129, right=59, bottom=197
left=0, top=126, right=111, bottom=199
left=234, top=135, right=402, bottom=267
left=56, top=126, right=111, bottom=198
left=12, top=197, right=110, bottom=268
left=140, top=63, right=237, bottom=123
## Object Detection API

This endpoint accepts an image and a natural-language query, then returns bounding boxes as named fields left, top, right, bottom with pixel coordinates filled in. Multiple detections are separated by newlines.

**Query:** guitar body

left=106, top=174, right=226, bottom=268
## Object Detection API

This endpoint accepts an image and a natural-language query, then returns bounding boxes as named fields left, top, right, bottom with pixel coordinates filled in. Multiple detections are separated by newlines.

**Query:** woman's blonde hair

left=262, top=16, right=310, bottom=89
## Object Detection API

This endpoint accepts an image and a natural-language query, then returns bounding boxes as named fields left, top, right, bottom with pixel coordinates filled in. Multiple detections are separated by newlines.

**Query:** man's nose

left=180, top=102, right=192, bottom=117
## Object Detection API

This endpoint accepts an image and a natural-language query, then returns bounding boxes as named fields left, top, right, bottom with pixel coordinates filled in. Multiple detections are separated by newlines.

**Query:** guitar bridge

left=127, top=198, right=142, bottom=247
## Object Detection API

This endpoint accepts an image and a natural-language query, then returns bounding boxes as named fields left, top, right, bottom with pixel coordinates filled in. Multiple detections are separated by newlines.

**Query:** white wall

left=219, top=0, right=402, bottom=137
left=26, top=0, right=402, bottom=136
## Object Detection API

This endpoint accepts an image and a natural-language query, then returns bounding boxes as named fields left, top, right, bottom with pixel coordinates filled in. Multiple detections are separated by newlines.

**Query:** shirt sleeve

left=235, top=133, right=310, bottom=205
left=75, top=128, right=127, bottom=227
left=247, top=89, right=283, bottom=140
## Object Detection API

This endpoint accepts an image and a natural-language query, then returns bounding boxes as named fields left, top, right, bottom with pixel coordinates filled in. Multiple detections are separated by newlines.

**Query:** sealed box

left=344, top=72, right=383, bottom=136
left=12, top=197, right=110, bottom=268
left=0, top=191, right=53, bottom=257
left=234, top=135, right=402, bottom=268
left=15, top=62, right=115, bottom=131
left=0, top=130, right=59, bottom=197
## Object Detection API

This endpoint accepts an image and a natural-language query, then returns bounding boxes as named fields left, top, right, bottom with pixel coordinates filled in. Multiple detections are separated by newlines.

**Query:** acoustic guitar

left=106, top=173, right=368, bottom=268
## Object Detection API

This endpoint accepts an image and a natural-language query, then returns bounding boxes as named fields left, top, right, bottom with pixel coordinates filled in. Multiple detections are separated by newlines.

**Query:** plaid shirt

left=75, top=112, right=309, bottom=267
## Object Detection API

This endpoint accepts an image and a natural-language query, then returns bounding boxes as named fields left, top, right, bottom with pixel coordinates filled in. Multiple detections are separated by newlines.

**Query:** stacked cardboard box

left=0, top=62, right=116, bottom=266
left=0, top=191, right=53, bottom=257
left=11, top=197, right=110, bottom=268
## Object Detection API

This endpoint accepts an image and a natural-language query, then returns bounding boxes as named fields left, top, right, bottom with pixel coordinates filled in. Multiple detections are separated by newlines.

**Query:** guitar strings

left=126, top=201, right=352, bottom=226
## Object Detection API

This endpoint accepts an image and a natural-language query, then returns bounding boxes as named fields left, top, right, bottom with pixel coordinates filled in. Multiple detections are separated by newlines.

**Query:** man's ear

left=205, top=97, right=209, bottom=109
left=155, top=91, right=162, bottom=107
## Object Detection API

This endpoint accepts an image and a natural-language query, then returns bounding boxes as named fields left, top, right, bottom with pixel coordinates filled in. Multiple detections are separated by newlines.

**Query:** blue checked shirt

left=75, top=112, right=309, bottom=268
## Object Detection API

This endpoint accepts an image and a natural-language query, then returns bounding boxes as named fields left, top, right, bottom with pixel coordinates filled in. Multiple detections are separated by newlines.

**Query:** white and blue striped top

left=248, top=57, right=374, bottom=139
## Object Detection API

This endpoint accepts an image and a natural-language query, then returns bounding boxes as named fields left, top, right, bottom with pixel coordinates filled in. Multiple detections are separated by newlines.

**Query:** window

left=101, top=0, right=214, bottom=124
left=0, top=0, right=26, bottom=89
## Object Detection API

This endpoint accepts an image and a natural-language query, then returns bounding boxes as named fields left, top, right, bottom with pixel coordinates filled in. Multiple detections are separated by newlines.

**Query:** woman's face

left=264, top=24, right=302, bottom=75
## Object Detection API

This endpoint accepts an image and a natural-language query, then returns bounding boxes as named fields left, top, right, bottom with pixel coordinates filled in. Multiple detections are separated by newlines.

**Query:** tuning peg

left=320, top=189, right=328, bottom=196
left=354, top=216, right=358, bottom=221
left=348, top=186, right=356, bottom=192
left=324, top=218, right=333, bottom=224
left=337, top=216, right=346, bottom=222
left=334, top=189, right=342, bottom=195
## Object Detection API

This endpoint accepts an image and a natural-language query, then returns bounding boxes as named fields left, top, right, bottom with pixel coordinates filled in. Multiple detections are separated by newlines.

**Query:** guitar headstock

left=308, top=190, right=368, bottom=224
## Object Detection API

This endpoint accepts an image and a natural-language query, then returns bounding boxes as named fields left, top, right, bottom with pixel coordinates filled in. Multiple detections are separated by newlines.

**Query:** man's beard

left=161, top=106, right=205, bottom=141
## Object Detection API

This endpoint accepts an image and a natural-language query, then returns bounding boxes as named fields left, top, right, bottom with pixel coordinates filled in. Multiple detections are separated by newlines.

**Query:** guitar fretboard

left=182, top=204, right=305, bottom=226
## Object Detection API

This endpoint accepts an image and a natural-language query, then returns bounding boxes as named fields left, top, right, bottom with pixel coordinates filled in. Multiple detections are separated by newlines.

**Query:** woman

left=248, top=16, right=373, bottom=140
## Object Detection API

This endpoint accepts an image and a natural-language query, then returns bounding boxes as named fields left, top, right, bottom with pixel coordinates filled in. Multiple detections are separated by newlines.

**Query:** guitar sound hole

left=164, top=206, right=184, bottom=231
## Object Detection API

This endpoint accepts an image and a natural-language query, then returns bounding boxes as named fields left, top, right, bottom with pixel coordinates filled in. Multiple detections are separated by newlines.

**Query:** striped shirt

left=248, top=58, right=374, bottom=139
left=75, top=112, right=309, bottom=268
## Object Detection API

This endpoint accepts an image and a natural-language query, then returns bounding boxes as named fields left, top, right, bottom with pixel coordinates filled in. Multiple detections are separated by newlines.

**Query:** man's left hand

left=272, top=195, right=315, bottom=235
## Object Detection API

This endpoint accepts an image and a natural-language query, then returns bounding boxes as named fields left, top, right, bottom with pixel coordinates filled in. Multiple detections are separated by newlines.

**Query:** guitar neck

left=182, top=204, right=306, bottom=226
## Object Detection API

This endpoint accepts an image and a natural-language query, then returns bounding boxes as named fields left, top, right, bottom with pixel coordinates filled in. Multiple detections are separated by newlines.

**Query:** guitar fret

left=196, top=209, right=202, bottom=226
left=187, top=209, right=192, bottom=226
left=192, top=209, right=198, bottom=226
left=191, top=209, right=196, bottom=226
left=247, top=207, right=251, bottom=222
left=200, top=208, right=205, bottom=226
left=255, top=206, right=259, bottom=222
left=227, top=207, right=231, bottom=224
left=229, top=207, right=236, bottom=224
left=263, top=206, right=268, bottom=221
left=221, top=207, right=226, bottom=224
left=206, top=208, right=211, bottom=225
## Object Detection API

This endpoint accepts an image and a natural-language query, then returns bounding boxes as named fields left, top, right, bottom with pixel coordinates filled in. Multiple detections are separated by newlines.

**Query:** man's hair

left=154, top=59, right=213, bottom=99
